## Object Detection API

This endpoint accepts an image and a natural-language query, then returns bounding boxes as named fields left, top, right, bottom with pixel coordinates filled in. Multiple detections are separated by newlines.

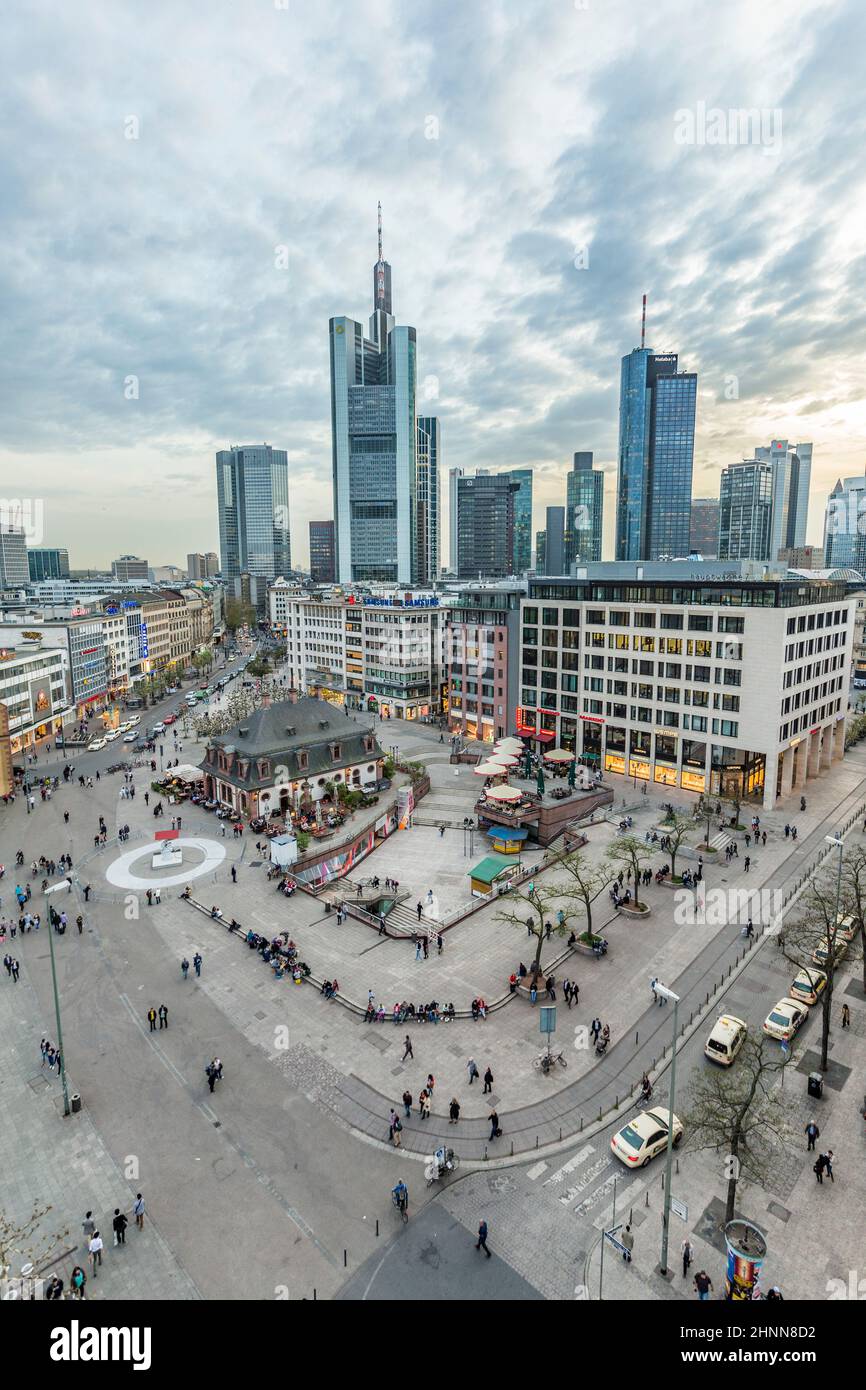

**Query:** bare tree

left=606, top=835, right=654, bottom=910
left=496, top=880, right=580, bottom=985
left=0, top=1201, right=69, bottom=1282
left=545, top=848, right=609, bottom=940
left=779, top=868, right=860, bottom=1071
left=841, top=845, right=866, bottom=996
left=683, top=1037, right=792, bottom=1225
left=660, top=812, right=692, bottom=881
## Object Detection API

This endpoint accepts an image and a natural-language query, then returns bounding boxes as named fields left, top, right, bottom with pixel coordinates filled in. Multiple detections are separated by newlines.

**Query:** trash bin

left=807, top=1072, right=823, bottom=1099
left=71, top=1093, right=82, bottom=1113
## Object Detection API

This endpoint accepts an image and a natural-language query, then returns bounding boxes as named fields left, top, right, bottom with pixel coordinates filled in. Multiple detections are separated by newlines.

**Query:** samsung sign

left=363, top=596, right=439, bottom=608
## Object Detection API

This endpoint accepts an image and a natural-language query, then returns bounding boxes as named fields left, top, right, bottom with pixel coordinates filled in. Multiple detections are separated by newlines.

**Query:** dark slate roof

left=199, top=696, right=383, bottom=789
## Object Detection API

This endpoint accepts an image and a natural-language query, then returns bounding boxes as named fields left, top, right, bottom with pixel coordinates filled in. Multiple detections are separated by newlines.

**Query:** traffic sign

left=539, top=1005, right=556, bottom=1036
left=670, top=1196, right=688, bottom=1222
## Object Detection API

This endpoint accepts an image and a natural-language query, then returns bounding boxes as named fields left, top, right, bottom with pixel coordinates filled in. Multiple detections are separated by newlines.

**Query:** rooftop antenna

left=378, top=201, right=383, bottom=263
left=640, top=294, right=647, bottom=349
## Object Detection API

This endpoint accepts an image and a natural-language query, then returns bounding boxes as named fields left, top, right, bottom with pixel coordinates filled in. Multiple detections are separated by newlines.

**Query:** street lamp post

left=826, top=832, right=843, bottom=928
left=655, top=982, right=680, bottom=1277
left=44, top=887, right=71, bottom=1117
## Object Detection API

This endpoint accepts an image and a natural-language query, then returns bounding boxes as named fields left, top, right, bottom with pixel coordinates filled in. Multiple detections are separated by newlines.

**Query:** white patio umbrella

left=474, top=760, right=508, bottom=776
left=545, top=748, right=576, bottom=763
left=485, top=783, right=522, bottom=802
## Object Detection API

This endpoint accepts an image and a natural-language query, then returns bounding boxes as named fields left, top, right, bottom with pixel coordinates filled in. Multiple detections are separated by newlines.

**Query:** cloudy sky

left=2, top=0, right=864, bottom=569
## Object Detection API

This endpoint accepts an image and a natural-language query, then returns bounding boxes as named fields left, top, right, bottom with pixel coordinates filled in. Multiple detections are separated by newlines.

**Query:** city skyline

left=3, top=2, right=865, bottom=567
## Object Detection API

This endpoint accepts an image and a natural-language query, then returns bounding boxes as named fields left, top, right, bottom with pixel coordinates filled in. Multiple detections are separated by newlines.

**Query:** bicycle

left=392, top=1191, right=409, bottom=1223
left=533, top=1050, right=567, bottom=1074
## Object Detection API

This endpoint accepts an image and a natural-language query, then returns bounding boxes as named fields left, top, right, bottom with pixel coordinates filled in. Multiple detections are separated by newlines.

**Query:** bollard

left=510, top=1141, right=514, bottom=1156
left=484, top=1145, right=488, bottom=1161
left=635, top=1031, right=639, bottom=1046
left=580, top=1117, right=584, bottom=1131
left=615, top=1095, right=618, bottom=1108
left=645, top=1190, right=650, bottom=1207
left=313, top=1288, right=317, bottom=1300
left=598, top=1105, right=603, bottom=1121
left=376, top=1219, right=379, bottom=1237
left=676, top=1157, right=680, bottom=1175
left=344, top=1250, right=347, bottom=1268
left=535, top=1135, right=539, bottom=1148
left=559, top=1128, right=562, bottom=1141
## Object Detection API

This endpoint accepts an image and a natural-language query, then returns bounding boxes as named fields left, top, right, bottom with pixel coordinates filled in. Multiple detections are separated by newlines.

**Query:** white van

left=704, top=1014, right=748, bottom=1066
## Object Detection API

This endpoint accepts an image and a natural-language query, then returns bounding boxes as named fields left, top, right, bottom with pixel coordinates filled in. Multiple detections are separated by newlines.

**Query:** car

left=762, top=997, right=808, bottom=1042
left=704, top=1014, right=748, bottom=1066
left=611, top=1107, right=683, bottom=1167
left=163, top=714, right=177, bottom=726
left=834, top=913, right=858, bottom=943
left=89, top=738, right=106, bottom=751
left=151, top=722, right=165, bottom=735
left=789, top=967, right=827, bottom=1006
left=811, top=936, right=849, bottom=969
left=123, top=731, right=137, bottom=743
left=118, top=721, right=132, bottom=732
left=104, top=730, right=120, bottom=742
left=127, top=714, right=141, bottom=725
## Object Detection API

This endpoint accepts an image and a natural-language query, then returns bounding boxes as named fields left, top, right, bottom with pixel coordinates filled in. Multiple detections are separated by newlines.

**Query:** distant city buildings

left=215, top=444, right=291, bottom=582
left=718, top=462, right=772, bottom=561
left=28, top=547, right=70, bottom=581
left=309, top=521, right=336, bottom=584
left=187, top=552, right=219, bottom=580
left=541, top=505, right=566, bottom=575
left=824, top=473, right=866, bottom=571
left=111, top=555, right=149, bottom=582
left=778, top=545, right=824, bottom=570
left=689, top=498, right=719, bottom=558
left=615, top=346, right=697, bottom=561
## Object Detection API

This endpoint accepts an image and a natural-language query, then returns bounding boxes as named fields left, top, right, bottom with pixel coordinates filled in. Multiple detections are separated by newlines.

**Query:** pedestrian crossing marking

left=543, top=1145, right=594, bottom=1187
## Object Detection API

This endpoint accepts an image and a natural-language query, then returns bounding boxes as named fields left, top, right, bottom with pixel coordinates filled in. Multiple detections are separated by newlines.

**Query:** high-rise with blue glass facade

left=615, top=348, right=697, bottom=561
left=330, top=210, right=417, bottom=584
left=416, top=416, right=440, bottom=585
left=215, top=445, right=291, bottom=581
left=565, top=452, right=604, bottom=565
left=509, top=469, right=533, bottom=573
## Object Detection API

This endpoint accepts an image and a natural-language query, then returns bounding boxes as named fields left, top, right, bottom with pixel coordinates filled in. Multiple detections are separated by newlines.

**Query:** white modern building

left=0, top=643, right=73, bottom=752
left=269, top=584, right=447, bottom=721
left=517, top=568, right=853, bottom=810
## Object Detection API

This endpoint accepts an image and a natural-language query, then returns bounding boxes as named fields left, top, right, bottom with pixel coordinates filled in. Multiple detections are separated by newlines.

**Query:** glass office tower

left=215, top=445, right=291, bottom=581
left=615, top=349, right=697, bottom=560
left=416, top=417, right=440, bottom=585
left=509, top=469, right=533, bottom=573
left=565, top=452, right=604, bottom=565
left=717, top=462, right=773, bottom=561
left=330, top=213, right=417, bottom=584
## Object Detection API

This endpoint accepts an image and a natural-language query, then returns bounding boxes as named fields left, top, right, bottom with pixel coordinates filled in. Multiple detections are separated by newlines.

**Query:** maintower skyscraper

left=615, top=309, right=697, bottom=561
left=330, top=206, right=419, bottom=584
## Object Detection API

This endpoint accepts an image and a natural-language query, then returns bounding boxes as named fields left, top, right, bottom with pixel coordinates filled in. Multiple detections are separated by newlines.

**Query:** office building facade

left=0, top=529, right=29, bottom=587
left=215, top=445, right=291, bottom=582
left=445, top=581, right=524, bottom=743
left=718, top=462, right=773, bottom=561
left=187, top=552, right=220, bottom=581
left=516, top=572, right=852, bottom=810
left=824, top=474, right=866, bottom=571
left=111, top=555, right=149, bottom=582
left=28, top=548, right=70, bottom=582
left=455, top=474, right=519, bottom=579
left=542, top=506, right=566, bottom=575
left=309, top=521, right=336, bottom=585
left=565, top=453, right=604, bottom=565
left=615, top=349, right=697, bottom=561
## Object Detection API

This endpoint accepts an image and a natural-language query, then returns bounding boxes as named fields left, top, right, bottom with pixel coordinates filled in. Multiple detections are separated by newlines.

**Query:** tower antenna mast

left=378, top=201, right=383, bottom=263
left=640, top=293, right=647, bottom=349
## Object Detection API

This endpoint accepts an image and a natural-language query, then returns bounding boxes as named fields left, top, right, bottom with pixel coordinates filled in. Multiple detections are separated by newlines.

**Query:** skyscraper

left=0, top=528, right=28, bottom=587
left=309, top=521, right=336, bottom=584
left=717, top=462, right=772, bottom=561
left=416, top=417, right=440, bottom=585
left=28, top=548, right=70, bottom=581
left=565, top=453, right=604, bottom=565
left=689, top=498, right=720, bottom=557
left=615, top=344, right=697, bottom=561
left=330, top=206, right=417, bottom=584
left=215, top=445, right=291, bottom=581
left=509, top=469, right=533, bottom=573
left=448, top=468, right=463, bottom=573
left=455, top=474, right=519, bottom=578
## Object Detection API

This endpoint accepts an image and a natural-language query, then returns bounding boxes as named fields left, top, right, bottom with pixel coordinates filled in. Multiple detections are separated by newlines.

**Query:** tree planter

left=618, top=902, right=651, bottom=918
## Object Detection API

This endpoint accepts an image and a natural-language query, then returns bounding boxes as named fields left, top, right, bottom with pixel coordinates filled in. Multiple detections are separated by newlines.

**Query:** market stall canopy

left=485, top=783, right=522, bottom=802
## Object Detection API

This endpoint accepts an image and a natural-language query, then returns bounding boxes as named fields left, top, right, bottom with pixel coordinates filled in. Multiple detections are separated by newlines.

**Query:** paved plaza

left=3, top=707, right=866, bottom=1299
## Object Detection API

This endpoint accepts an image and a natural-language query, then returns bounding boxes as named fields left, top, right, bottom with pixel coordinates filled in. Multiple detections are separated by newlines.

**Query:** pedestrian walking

left=181, top=956, right=189, bottom=979
left=231, top=866, right=237, bottom=883
left=483, top=1065, right=493, bottom=1094
left=590, top=1016, right=601, bottom=1043
left=682, top=1237, right=693, bottom=1278
left=10, top=958, right=19, bottom=982
left=193, top=952, right=202, bottom=978
left=392, top=1115, right=403, bottom=1147
left=475, top=1219, right=491, bottom=1258
left=842, top=1004, right=850, bottom=1028
left=489, top=1110, right=500, bottom=1141
left=693, top=1270, right=712, bottom=1300
left=88, top=1231, right=103, bottom=1276
left=158, top=1003, right=168, bottom=1029
left=824, top=1149, right=835, bottom=1183
left=402, top=1089, right=412, bottom=1118
left=449, top=1097, right=460, bottom=1124
left=112, top=1208, right=128, bottom=1246
left=206, top=1062, right=217, bottom=1093
left=784, top=823, right=790, bottom=838
left=76, top=914, right=83, bottom=934
left=805, top=1121, right=820, bottom=1151
left=415, top=940, right=422, bottom=962
left=621, top=1224, right=634, bottom=1263
left=467, top=1058, right=479, bottom=1085
left=402, top=1034, right=414, bottom=1061
left=154, top=886, right=161, bottom=904
left=147, top=1006, right=157, bottom=1032
left=416, top=901, right=423, bottom=921
left=426, top=1072, right=435, bottom=1095
left=133, top=1194, right=145, bottom=1230
left=437, top=933, right=444, bottom=955
left=744, top=856, right=750, bottom=873
left=419, top=1089, right=431, bottom=1119
left=814, top=1154, right=826, bottom=1183
left=422, top=935, right=428, bottom=959
left=71, top=1266, right=87, bottom=1300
